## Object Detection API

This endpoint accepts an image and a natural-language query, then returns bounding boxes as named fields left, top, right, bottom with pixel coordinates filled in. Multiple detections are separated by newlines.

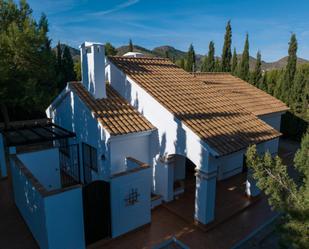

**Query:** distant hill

left=57, top=43, right=309, bottom=71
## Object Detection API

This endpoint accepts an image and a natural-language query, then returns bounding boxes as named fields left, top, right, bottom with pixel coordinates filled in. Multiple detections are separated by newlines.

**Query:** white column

left=245, top=169, right=261, bottom=197
left=195, top=169, right=217, bottom=224
left=164, top=160, right=174, bottom=202
left=0, top=133, right=7, bottom=178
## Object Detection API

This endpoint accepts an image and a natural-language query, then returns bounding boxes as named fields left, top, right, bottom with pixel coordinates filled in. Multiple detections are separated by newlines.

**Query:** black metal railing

left=59, top=143, right=81, bottom=188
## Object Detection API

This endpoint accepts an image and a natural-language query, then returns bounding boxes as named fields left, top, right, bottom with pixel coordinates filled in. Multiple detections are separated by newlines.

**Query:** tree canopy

left=238, top=33, right=250, bottom=81
left=246, top=131, right=309, bottom=248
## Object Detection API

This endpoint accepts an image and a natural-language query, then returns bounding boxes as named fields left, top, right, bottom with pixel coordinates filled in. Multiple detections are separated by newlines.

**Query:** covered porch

left=163, top=170, right=260, bottom=230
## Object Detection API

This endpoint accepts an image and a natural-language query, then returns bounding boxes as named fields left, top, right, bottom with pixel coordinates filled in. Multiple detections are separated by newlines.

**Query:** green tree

left=214, top=58, right=221, bottom=72
left=221, top=20, right=232, bottom=72
left=281, top=34, right=298, bottom=104
left=203, top=41, right=215, bottom=72
left=74, top=61, right=81, bottom=81
left=246, top=131, right=309, bottom=249
left=128, top=39, right=133, bottom=52
left=291, top=64, right=309, bottom=115
left=62, top=46, right=76, bottom=85
left=0, top=0, right=57, bottom=123
left=238, top=33, right=250, bottom=81
left=231, top=47, right=238, bottom=74
left=251, top=51, right=262, bottom=86
left=185, top=44, right=196, bottom=72
left=105, top=42, right=117, bottom=56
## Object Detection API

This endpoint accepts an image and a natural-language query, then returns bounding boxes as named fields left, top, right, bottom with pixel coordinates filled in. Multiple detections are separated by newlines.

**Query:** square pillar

left=164, top=160, right=174, bottom=202
left=245, top=169, right=261, bottom=197
left=195, top=169, right=217, bottom=224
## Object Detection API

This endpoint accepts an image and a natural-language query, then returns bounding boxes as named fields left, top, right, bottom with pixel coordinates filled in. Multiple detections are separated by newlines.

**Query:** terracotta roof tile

left=69, top=82, right=155, bottom=136
left=108, top=56, right=281, bottom=156
left=193, top=72, right=289, bottom=116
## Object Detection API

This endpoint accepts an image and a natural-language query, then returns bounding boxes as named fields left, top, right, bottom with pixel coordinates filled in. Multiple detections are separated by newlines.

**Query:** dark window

left=82, top=143, right=98, bottom=172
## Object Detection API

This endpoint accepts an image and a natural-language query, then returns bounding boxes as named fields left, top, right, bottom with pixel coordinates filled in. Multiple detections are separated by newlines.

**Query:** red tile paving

left=1, top=138, right=296, bottom=249
left=90, top=197, right=275, bottom=249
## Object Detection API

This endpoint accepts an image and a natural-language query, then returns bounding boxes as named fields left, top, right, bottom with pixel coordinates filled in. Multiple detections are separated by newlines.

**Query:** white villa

left=0, top=42, right=288, bottom=249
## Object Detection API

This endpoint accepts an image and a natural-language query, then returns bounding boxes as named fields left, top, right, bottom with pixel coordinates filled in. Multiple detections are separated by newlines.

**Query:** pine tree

left=251, top=51, right=262, bottom=86
left=231, top=47, right=238, bottom=75
left=185, top=44, right=196, bottom=72
left=238, top=33, right=250, bottom=81
left=246, top=130, right=309, bottom=248
left=128, top=39, right=133, bottom=52
left=281, top=34, right=298, bottom=104
left=105, top=42, right=117, bottom=56
left=221, top=20, right=232, bottom=72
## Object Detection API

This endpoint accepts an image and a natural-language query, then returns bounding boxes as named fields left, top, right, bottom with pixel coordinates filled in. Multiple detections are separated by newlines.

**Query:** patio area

left=163, top=172, right=259, bottom=231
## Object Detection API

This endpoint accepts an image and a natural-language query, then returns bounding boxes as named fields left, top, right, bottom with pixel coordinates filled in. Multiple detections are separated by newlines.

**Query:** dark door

left=82, top=180, right=111, bottom=245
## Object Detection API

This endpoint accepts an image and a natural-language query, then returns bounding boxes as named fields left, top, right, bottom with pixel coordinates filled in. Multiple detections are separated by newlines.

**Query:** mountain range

left=64, top=44, right=309, bottom=71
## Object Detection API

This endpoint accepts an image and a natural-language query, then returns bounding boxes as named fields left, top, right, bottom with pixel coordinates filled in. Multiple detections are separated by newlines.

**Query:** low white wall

left=259, top=112, right=283, bottom=132
left=0, top=133, right=7, bottom=177
left=44, top=187, right=85, bottom=249
left=10, top=157, right=48, bottom=249
left=10, top=156, right=85, bottom=249
left=18, top=148, right=61, bottom=191
left=110, top=167, right=152, bottom=238
left=110, top=133, right=151, bottom=174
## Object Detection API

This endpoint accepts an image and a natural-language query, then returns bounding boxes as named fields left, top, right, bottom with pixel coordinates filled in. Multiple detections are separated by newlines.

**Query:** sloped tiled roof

left=193, top=72, right=289, bottom=116
left=69, top=82, right=155, bottom=136
left=108, top=56, right=281, bottom=156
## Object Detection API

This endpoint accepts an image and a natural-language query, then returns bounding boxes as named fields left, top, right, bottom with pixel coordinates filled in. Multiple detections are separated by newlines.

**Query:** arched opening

left=164, top=154, right=198, bottom=222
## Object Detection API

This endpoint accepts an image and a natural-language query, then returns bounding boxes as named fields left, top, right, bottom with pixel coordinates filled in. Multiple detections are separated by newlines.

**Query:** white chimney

left=79, top=42, right=106, bottom=99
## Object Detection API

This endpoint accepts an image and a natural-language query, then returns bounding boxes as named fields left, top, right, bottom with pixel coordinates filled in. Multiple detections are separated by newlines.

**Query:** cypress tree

left=201, top=56, right=208, bottom=72
left=251, top=51, right=262, bottom=86
left=221, top=20, right=232, bottom=72
left=281, top=34, right=298, bottom=104
left=291, top=64, right=309, bottom=114
left=62, top=46, right=76, bottom=84
left=231, top=47, right=238, bottom=74
left=214, top=58, right=221, bottom=72
left=128, top=39, right=133, bottom=52
left=185, top=44, right=196, bottom=72
left=206, top=41, right=215, bottom=72
left=238, top=33, right=250, bottom=81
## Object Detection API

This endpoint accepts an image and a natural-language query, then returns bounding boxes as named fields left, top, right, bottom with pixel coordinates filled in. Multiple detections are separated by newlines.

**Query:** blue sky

left=27, top=0, right=309, bottom=61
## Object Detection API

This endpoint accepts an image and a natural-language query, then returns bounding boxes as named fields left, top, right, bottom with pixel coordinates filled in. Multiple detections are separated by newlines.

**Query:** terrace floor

left=0, top=138, right=299, bottom=249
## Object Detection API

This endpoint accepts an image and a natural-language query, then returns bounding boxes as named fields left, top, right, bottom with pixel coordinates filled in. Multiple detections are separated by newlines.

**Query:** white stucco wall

left=106, top=60, right=215, bottom=173
left=109, top=132, right=151, bottom=174
left=216, top=150, right=245, bottom=180
left=259, top=112, right=283, bottom=132
left=18, top=148, right=61, bottom=191
left=47, top=89, right=111, bottom=181
left=110, top=167, right=151, bottom=238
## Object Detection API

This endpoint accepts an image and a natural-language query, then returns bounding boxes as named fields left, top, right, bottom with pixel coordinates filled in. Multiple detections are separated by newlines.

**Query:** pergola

left=0, top=119, right=75, bottom=147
